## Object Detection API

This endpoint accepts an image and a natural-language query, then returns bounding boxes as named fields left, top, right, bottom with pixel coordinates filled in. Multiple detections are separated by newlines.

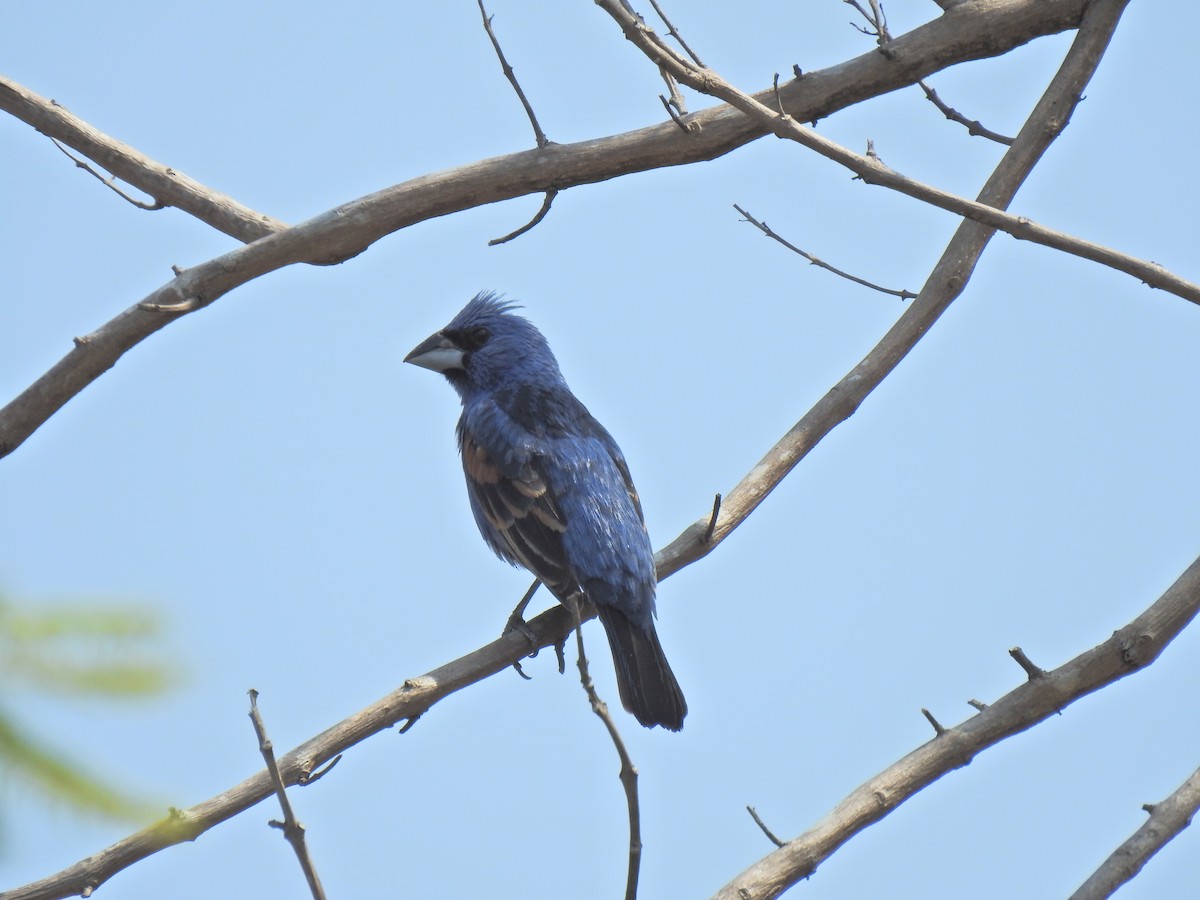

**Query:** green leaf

left=0, top=707, right=155, bottom=821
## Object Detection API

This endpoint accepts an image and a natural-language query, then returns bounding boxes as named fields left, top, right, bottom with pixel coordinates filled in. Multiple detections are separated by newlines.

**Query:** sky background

left=2, top=2, right=1198, bottom=898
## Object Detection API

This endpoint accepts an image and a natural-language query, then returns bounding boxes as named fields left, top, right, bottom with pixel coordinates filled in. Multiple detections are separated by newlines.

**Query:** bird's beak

left=404, top=332, right=465, bottom=373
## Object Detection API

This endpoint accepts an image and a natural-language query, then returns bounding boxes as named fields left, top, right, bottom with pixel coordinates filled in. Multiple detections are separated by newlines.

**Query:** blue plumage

left=405, top=292, right=686, bottom=730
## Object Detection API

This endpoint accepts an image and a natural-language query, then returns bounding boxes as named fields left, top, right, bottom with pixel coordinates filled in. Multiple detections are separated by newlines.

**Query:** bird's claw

left=554, top=636, right=567, bottom=675
left=503, top=612, right=539, bottom=648
left=505, top=614, right=539, bottom=680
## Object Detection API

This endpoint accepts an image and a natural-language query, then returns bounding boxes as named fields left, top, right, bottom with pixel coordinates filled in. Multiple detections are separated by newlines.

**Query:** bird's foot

left=504, top=613, right=539, bottom=680
left=503, top=611, right=539, bottom=647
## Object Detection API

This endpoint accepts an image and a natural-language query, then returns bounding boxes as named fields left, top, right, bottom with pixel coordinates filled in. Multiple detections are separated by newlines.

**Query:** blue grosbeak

left=405, top=292, right=686, bottom=731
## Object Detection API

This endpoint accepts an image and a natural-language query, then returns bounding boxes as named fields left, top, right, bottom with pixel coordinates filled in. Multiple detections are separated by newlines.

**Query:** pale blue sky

left=2, top=2, right=1197, bottom=898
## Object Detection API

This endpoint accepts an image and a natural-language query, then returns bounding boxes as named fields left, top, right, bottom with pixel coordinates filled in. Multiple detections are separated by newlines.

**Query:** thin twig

left=9, top=515, right=1194, bottom=900
left=248, top=690, right=327, bottom=900
left=1068, top=764, right=1200, bottom=900
left=2, top=5, right=1195, bottom=458
left=845, top=0, right=896, bottom=58
left=919, top=81, right=1015, bottom=144
left=568, top=601, right=642, bottom=900
left=847, top=0, right=1013, bottom=142
left=648, top=0, right=705, bottom=66
left=488, top=189, right=559, bottom=245
left=0, top=78, right=287, bottom=244
left=477, top=0, right=548, bottom=148
left=747, top=806, right=786, bottom=848
left=916, top=710, right=945, bottom=734
left=704, top=493, right=722, bottom=543
left=658, top=93, right=692, bottom=133
left=733, top=204, right=916, bottom=300
left=50, top=138, right=165, bottom=211
left=714, top=547, right=1197, bottom=900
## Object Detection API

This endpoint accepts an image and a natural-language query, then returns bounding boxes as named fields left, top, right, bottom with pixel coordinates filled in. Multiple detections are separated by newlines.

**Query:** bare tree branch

left=7, top=1, right=1189, bottom=463
left=846, top=0, right=1014, bottom=142
left=631, top=0, right=1138, bottom=581
left=648, top=0, right=705, bottom=67
left=569, top=613, right=642, bottom=900
left=0, top=76, right=287, bottom=244
left=0, top=0, right=1144, bottom=880
left=714, top=550, right=1200, bottom=899
left=0, top=1, right=1090, bottom=248
left=746, top=806, right=786, bottom=849
left=488, top=188, right=560, bottom=245
left=477, top=0, right=550, bottom=149
left=733, top=203, right=917, bottom=299
left=49, top=138, right=166, bottom=210
left=595, top=0, right=1196, bottom=304
left=247, top=691, right=326, bottom=900
left=1068, top=765, right=1200, bottom=900
left=918, top=80, right=1015, bottom=144
left=11, top=532, right=1195, bottom=900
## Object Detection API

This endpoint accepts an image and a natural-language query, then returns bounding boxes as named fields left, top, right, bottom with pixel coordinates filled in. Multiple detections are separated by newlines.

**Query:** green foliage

left=0, top=594, right=175, bottom=822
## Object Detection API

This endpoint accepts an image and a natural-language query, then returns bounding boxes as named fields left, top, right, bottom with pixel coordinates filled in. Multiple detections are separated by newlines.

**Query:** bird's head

left=404, top=291, right=564, bottom=397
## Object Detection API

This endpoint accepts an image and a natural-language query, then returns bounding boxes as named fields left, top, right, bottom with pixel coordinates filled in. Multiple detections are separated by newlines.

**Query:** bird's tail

left=594, top=605, right=687, bottom=731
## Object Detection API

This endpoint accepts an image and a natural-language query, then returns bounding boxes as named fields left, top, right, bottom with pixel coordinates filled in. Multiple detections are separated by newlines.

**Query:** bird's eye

left=465, top=325, right=491, bottom=350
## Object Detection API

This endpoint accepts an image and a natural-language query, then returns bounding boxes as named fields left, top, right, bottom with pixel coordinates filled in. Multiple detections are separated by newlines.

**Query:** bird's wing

left=601, top=436, right=645, bottom=526
left=459, top=425, right=574, bottom=597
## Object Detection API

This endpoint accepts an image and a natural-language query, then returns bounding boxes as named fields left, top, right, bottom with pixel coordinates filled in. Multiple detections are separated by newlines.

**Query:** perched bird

left=405, top=292, right=686, bottom=731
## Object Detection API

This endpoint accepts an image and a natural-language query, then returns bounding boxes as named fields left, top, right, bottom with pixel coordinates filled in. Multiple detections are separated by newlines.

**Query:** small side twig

left=476, top=0, right=548, bottom=148
left=659, top=93, right=692, bottom=133
left=569, top=599, right=642, bottom=900
left=733, top=204, right=916, bottom=300
left=967, top=698, right=989, bottom=712
left=50, top=138, right=165, bottom=211
left=248, top=690, right=327, bottom=900
left=488, top=189, right=559, bottom=246
left=845, top=0, right=896, bottom=58
left=475, top=1, right=560, bottom=246
left=704, top=493, right=722, bottom=543
left=746, top=806, right=786, bottom=848
left=846, top=0, right=1012, bottom=143
left=918, top=81, right=1015, bottom=144
left=920, top=708, right=946, bottom=736
left=648, top=0, right=705, bottom=66
left=1009, top=646, right=1047, bottom=681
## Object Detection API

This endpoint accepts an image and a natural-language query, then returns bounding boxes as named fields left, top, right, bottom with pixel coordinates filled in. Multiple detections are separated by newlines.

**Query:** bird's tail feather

left=595, top=606, right=687, bottom=731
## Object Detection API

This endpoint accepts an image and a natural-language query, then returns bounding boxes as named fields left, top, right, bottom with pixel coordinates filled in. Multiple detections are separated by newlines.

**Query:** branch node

left=659, top=94, right=696, bottom=133
left=967, top=698, right=989, bottom=712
